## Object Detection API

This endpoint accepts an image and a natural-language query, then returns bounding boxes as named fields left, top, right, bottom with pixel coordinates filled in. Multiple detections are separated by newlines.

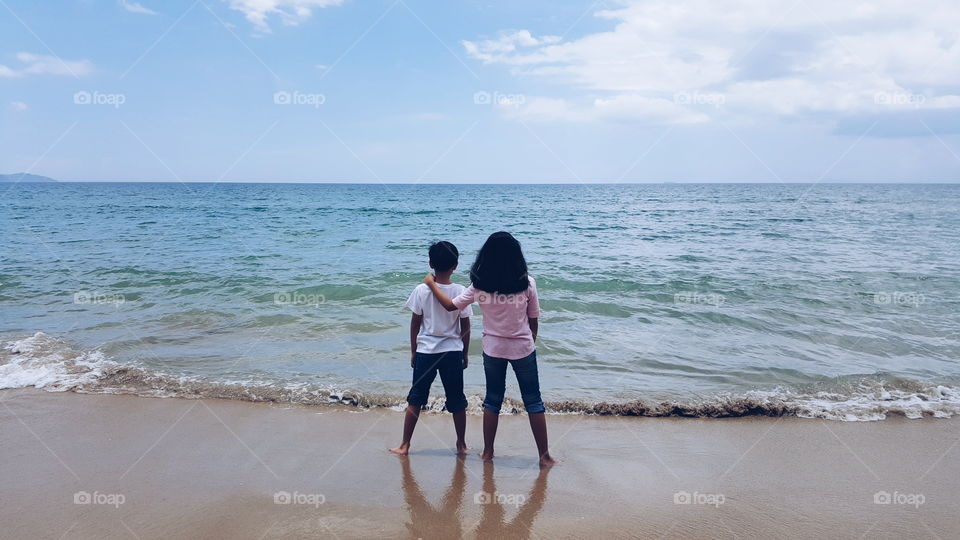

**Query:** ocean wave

left=1, top=332, right=114, bottom=390
left=545, top=385, right=960, bottom=421
left=2, top=333, right=959, bottom=421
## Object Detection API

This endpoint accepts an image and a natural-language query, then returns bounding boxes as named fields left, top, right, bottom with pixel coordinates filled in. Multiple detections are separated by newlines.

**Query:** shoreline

left=5, top=332, right=960, bottom=422
left=2, top=388, right=959, bottom=538
left=10, top=180, right=960, bottom=185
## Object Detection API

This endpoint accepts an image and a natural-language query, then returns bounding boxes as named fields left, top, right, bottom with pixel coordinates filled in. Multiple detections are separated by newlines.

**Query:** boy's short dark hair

left=428, top=241, right=459, bottom=272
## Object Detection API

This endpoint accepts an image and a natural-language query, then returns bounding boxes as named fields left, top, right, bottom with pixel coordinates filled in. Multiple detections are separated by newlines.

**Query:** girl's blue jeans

left=481, top=350, right=545, bottom=414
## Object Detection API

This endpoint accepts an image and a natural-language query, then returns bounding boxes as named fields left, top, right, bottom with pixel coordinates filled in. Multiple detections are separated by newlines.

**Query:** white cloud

left=225, top=0, right=344, bottom=33
left=119, top=0, right=157, bottom=15
left=499, top=95, right=710, bottom=125
left=0, top=53, right=93, bottom=78
left=462, top=30, right=561, bottom=63
left=464, top=0, right=960, bottom=124
left=594, top=94, right=711, bottom=124
left=10, top=101, right=29, bottom=112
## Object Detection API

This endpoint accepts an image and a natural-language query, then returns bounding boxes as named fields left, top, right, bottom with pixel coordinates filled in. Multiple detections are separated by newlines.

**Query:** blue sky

left=1, top=0, right=959, bottom=182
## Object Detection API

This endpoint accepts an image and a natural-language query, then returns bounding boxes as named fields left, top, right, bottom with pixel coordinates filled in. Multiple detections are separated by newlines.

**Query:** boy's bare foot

left=456, top=441, right=469, bottom=455
left=389, top=444, right=410, bottom=455
left=480, top=450, right=494, bottom=462
left=539, top=454, right=557, bottom=468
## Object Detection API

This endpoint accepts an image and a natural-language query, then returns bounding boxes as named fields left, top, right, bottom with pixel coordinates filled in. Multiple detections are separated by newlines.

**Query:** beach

left=2, top=388, right=957, bottom=539
left=4, top=0, right=960, bottom=537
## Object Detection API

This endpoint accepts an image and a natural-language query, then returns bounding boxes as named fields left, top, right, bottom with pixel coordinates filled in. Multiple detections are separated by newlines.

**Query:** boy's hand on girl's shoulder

left=423, top=273, right=435, bottom=285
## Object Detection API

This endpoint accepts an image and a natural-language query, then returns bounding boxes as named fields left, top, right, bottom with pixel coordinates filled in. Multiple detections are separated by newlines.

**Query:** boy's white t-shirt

left=405, top=282, right=472, bottom=354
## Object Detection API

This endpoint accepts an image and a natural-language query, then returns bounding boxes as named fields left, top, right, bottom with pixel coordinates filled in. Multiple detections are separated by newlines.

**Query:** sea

left=2, top=182, right=958, bottom=420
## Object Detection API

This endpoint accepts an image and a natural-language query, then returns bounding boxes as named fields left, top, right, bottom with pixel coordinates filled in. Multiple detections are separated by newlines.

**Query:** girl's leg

left=527, top=413, right=555, bottom=467
left=511, top=352, right=555, bottom=466
left=481, top=409, right=499, bottom=461
left=481, top=354, right=508, bottom=460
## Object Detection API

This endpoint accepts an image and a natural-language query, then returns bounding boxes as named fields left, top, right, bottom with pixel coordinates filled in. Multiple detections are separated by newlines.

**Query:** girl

left=424, top=231, right=556, bottom=467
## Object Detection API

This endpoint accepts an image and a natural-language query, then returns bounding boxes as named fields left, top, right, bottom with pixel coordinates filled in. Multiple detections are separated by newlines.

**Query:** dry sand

left=1, top=388, right=958, bottom=539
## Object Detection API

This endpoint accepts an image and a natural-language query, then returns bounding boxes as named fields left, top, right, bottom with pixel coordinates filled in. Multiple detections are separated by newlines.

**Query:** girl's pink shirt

left=451, top=277, right=540, bottom=360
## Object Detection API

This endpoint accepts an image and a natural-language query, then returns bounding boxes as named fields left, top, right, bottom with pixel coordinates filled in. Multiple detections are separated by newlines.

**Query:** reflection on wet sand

left=474, top=462, right=549, bottom=540
left=399, top=457, right=550, bottom=540
left=400, top=456, right=467, bottom=539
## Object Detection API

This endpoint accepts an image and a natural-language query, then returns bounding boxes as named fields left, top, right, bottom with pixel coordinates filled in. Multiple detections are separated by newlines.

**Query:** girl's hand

left=423, top=273, right=435, bottom=285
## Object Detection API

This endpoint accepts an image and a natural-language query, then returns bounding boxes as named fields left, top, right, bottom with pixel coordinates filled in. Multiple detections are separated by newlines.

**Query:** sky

left=1, top=0, right=959, bottom=182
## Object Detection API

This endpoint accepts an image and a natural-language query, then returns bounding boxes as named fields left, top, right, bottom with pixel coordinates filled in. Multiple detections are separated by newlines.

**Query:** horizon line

left=8, top=179, right=960, bottom=185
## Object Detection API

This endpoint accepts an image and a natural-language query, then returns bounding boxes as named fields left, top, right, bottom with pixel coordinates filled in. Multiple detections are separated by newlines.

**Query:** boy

left=390, top=241, right=472, bottom=456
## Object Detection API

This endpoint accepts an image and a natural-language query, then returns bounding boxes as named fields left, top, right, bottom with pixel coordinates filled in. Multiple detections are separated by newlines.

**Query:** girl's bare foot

left=480, top=450, right=494, bottom=462
left=389, top=444, right=410, bottom=455
left=539, top=454, right=557, bottom=468
left=456, top=441, right=469, bottom=455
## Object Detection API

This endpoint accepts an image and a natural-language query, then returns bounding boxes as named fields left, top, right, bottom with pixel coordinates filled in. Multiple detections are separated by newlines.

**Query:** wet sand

left=1, top=388, right=958, bottom=539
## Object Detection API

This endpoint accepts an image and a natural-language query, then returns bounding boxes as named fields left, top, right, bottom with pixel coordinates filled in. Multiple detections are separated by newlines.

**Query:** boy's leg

left=389, top=404, right=422, bottom=456
left=510, top=351, right=555, bottom=466
left=451, top=410, right=467, bottom=454
left=436, top=351, right=469, bottom=454
left=390, top=353, right=439, bottom=455
left=481, top=354, right=508, bottom=461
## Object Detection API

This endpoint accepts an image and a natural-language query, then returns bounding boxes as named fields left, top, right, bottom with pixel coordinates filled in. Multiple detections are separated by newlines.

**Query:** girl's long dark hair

left=470, top=231, right=530, bottom=294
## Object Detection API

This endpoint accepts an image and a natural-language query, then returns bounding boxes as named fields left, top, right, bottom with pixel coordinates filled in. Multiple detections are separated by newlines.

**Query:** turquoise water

left=2, top=183, right=959, bottom=419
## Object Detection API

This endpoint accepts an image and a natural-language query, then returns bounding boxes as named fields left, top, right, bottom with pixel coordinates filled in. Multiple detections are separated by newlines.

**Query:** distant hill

left=0, top=173, right=58, bottom=183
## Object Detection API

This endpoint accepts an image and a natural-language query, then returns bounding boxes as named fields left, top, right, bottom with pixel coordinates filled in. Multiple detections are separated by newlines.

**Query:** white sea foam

left=792, top=385, right=960, bottom=421
left=3, top=333, right=960, bottom=421
left=0, top=332, right=113, bottom=391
